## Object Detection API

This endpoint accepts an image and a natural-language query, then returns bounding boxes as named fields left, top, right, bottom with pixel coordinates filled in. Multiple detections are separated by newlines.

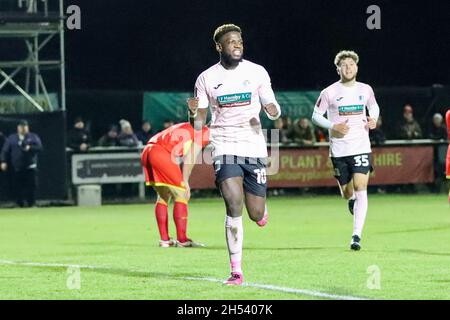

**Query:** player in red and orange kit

left=141, top=122, right=210, bottom=247
left=446, top=109, right=450, bottom=204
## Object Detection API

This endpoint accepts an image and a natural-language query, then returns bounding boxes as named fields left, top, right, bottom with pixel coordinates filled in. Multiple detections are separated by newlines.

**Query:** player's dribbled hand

left=223, top=272, right=244, bottom=285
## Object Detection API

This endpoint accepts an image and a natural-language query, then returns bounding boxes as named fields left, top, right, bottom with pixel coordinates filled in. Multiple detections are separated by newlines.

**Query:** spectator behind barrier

left=272, top=117, right=290, bottom=144
left=428, top=113, right=447, bottom=140
left=397, top=104, right=423, bottom=139
left=136, top=120, right=154, bottom=145
left=0, top=120, right=43, bottom=207
left=98, top=124, right=120, bottom=147
left=163, top=119, right=175, bottom=130
left=118, top=119, right=139, bottom=147
left=287, top=117, right=316, bottom=146
left=68, top=116, right=91, bottom=152
left=369, top=116, right=386, bottom=145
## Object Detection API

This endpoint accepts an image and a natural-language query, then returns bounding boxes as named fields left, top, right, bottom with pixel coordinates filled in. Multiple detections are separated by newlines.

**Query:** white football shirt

left=195, top=59, right=280, bottom=158
left=314, top=81, right=379, bottom=157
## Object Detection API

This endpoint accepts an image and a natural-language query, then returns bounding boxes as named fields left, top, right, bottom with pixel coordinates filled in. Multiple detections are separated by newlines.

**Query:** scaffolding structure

left=0, top=0, right=65, bottom=112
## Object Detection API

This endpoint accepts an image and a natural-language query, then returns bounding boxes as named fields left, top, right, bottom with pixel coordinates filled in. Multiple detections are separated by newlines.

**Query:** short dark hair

left=213, top=24, right=241, bottom=44
left=18, top=119, right=28, bottom=126
left=74, top=116, right=83, bottom=124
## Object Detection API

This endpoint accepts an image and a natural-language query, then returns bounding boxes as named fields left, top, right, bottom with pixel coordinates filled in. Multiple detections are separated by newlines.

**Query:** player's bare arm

left=187, top=97, right=208, bottom=130
left=181, top=143, right=203, bottom=200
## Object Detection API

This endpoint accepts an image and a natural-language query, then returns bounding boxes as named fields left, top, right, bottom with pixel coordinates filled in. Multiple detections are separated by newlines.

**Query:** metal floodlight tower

left=0, top=0, right=66, bottom=112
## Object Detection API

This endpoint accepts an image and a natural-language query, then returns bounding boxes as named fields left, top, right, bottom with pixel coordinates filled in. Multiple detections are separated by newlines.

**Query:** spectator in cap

left=135, top=120, right=154, bottom=145
left=68, top=116, right=91, bottom=152
left=118, top=119, right=139, bottom=147
left=428, top=113, right=447, bottom=140
left=397, top=104, right=423, bottom=139
left=98, top=124, right=120, bottom=147
left=0, top=120, right=43, bottom=207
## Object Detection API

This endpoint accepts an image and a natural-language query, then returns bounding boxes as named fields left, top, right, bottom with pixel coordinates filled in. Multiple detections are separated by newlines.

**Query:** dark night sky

left=65, top=0, right=450, bottom=91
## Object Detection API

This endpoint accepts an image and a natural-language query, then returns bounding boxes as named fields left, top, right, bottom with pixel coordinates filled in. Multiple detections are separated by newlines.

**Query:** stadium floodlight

left=0, top=0, right=65, bottom=112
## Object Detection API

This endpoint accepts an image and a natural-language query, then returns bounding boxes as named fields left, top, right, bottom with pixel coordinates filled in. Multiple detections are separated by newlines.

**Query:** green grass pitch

left=0, top=194, right=449, bottom=300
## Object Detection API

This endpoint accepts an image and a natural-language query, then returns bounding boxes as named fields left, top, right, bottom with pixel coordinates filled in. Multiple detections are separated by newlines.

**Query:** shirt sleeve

left=366, top=86, right=380, bottom=121
left=311, top=91, right=333, bottom=130
left=194, top=73, right=209, bottom=109
left=258, top=67, right=281, bottom=120
left=313, top=90, right=329, bottom=115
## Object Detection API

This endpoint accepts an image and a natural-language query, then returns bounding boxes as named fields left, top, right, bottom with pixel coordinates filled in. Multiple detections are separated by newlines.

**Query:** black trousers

left=11, top=169, right=37, bottom=207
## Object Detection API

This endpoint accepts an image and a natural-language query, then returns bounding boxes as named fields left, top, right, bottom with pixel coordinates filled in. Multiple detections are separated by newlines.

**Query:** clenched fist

left=331, top=120, right=350, bottom=138
left=367, top=117, right=377, bottom=130
left=263, top=103, right=279, bottom=118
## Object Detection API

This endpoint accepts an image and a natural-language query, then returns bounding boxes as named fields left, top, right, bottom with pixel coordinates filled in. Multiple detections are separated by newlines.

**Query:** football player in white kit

left=187, top=24, right=281, bottom=285
left=312, top=50, right=380, bottom=251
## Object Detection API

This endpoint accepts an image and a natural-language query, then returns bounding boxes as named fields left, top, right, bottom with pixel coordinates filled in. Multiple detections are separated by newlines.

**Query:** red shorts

left=141, top=144, right=186, bottom=190
left=447, top=144, right=450, bottom=179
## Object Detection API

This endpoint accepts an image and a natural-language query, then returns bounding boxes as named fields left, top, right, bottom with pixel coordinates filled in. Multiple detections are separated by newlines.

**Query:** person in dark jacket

left=369, top=116, right=387, bottom=145
left=118, top=119, right=139, bottom=147
left=135, top=120, right=154, bottom=145
left=397, top=104, right=423, bottom=139
left=0, top=120, right=43, bottom=207
left=428, top=113, right=447, bottom=140
left=287, top=118, right=317, bottom=146
left=68, top=117, right=91, bottom=151
left=98, top=124, right=120, bottom=147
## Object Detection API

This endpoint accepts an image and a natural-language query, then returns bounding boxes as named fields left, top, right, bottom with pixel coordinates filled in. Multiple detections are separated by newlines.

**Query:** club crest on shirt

left=359, top=95, right=364, bottom=101
left=243, top=80, right=251, bottom=86
left=217, top=92, right=252, bottom=108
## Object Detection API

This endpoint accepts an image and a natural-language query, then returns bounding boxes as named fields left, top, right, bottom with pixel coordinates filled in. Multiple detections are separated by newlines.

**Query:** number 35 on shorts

left=253, top=168, right=267, bottom=184
left=353, top=155, right=369, bottom=167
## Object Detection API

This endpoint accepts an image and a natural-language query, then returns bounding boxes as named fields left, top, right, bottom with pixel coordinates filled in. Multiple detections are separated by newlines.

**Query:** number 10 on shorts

left=254, top=168, right=267, bottom=184
left=354, top=155, right=369, bottom=167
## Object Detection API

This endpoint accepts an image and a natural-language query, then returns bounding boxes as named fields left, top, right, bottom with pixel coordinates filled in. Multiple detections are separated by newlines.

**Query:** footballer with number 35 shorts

left=141, top=122, right=210, bottom=248
left=312, top=50, right=380, bottom=251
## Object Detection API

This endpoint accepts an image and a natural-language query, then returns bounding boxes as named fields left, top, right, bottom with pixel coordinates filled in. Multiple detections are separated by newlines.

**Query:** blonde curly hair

left=334, top=50, right=359, bottom=67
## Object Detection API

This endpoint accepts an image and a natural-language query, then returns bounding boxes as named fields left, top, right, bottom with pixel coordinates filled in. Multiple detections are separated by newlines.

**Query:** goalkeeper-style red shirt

left=147, top=122, right=210, bottom=157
